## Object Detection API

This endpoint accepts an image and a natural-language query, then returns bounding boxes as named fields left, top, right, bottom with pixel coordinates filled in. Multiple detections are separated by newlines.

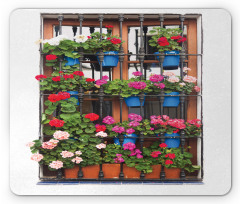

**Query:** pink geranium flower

left=53, top=130, right=70, bottom=140
left=49, top=160, right=63, bottom=169
left=31, top=153, right=43, bottom=162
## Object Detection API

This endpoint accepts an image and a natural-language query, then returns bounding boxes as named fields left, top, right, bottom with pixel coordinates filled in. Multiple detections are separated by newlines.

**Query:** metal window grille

left=39, top=13, right=203, bottom=182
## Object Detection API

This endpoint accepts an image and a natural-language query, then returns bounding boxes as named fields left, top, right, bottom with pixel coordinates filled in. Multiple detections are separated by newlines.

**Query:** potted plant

left=42, top=35, right=89, bottom=67
left=84, top=25, right=123, bottom=70
left=149, top=27, right=186, bottom=70
left=162, top=71, right=197, bottom=107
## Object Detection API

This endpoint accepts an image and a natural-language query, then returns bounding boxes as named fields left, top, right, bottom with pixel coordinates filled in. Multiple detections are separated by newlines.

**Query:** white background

left=1, top=0, right=238, bottom=203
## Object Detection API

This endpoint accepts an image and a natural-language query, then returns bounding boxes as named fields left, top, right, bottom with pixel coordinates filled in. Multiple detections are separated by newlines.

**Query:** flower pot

left=145, top=165, right=162, bottom=179
left=82, top=165, right=100, bottom=179
left=66, top=91, right=79, bottom=105
left=96, top=51, right=119, bottom=68
left=163, top=92, right=180, bottom=107
left=123, top=164, right=141, bottom=179
left=154, top=51, right=180, bottom=70
left=64, top=57, right=80, bottom=66
left=64, top=165, right=79, bottom=179
left=164, top=133, right=180, bottom=148
left=102, top=164, right=120, bottom=179
left=113, top=134, right=139, bottom=146
left=164, top=168, right=181, bottom=179
left=124, top=96, right=146, bottom=107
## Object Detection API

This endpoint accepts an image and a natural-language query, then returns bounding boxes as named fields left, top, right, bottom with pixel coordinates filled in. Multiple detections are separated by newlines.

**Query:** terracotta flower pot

left=102, top=164, right=120, bottom=179
left=64, top=165, right=79, bottom=179
left=123, top=164, right=141, bottom=179
left=145, top=165, right=162, bottom=179
left=82, top=165, right=100, bottom=179
left=164, top=168, right=181, bottom=179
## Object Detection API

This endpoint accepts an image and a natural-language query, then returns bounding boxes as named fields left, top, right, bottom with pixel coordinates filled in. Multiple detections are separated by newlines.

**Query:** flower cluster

left=53, top=131, right=70, bottom=140
left=52, top=76, right=61, bottom=82
left=109, top=38, right=122, bottom=44
left=43, top=35, right=69, bottom=46
left=95, top=131, right=108, bottom=138
left=123, top=142, right=136, bottom=151
left=165, top=153, right=176, bottom=159
left=49, top=119, right=65, bottom=128
left=48, top=92, right=71, bottom=103
left=96, top=143, right=106, bottom=149
left=163, top=71, right=175, bottom=77
left=128, top=113, right=142, bottom=122
left=86, top=78, right=95, bottom=82
left=46, top=54, right=57, bottom=61
left=167, top=76, right=180, bottom=83
left=71, top=157, right=83, bottom=164
left=95, top=79, right=108, bottom=86
left=114, top=154, right=124, bottom=163
left=112, top=125, right=125, bottom=134
left=128, top=81, right=147, bottom=89
left=149, top=74, right=164, bottom=82
left=159, top=143, right=168, bottom=148
left=183, top=76, right=197, bottom=83
left=95, top=124, right=106, bottom=132
left=63, top=74, right=74, bottom=80
left=73, top=35, right=87, bottom=43
left=42, top=139, right=59, bottom=149
left=102, top=116, right=115, bottom=125
left=60, top=151, right=74, bottom=158
left=157, top=37, right=169, bottom=46
left=154, top=83, right=165, bottom=89
left=35, top=75, right=47, bottom=81
left=31, top=153, right=44, bottom=162
left=187, top=119, right=202, bottom=128
left=151, top=151, right=161, bottom=158
left=73, top=71, right=84, bottom=76
left=171, top=35, right=187, bottom=43
left=128, top=121, right=140, bottom=127
left=105, top=25, right=114, bottom=29
left=129, top=148, right=143, bottom=159
left=126, top=128, right=135, bottom=134
left=49, top=160, right=64, bottom=169
left=84, top=113, right=99, bottom=121
left=132, top=71, right=143, bottom=77
left=168, top=119, right=186, bottom=129
left=194, top=86, right=201, bottom=92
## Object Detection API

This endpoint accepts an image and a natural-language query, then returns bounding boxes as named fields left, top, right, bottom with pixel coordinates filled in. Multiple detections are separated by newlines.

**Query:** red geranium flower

left=86, top=78, right=95, bottom=82
left=110, top=38, right=121, bottom=44
left=87, top=36, right=91, bottom=39
left=63, top=74, right=74, bottom=80
left=107, top=37, right=111, bottom=40
left=165, top=160, right=173, bottom=165
left=46, top=54, right=57, bottom=61
left=58, top=92, right=71, bottom=100
left=173, top=129, right=180, bottom=133
left=59, top=71, right=64, bottom=74
left=84, top=113, right=99, bottom=121
left=35, top=75, right=47, bottom=81
left=165, top=153, right=176, bottom=159
left=150, top=151, right=161, bottom=158
left=95, top=124, right=106, bottom=132
left=52, top=76, right=61, bottom=82
left=49, top=119, right=65, bottom=128
left=157, top=37, right=169, bottom=46
left=159, top=143, right=168, bottom=148
left=177, top=37, right=186, bottom=43
left=171, top=35, right=182, bottom=40
left=48, top=94, right=61, bottom=103
left=73, top=71, right=84, bottom=76
left=105, top=25, right=114, bottom=29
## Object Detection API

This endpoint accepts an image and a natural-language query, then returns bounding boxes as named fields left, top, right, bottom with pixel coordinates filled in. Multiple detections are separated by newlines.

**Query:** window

left=39, top=13, right=202, bottom=182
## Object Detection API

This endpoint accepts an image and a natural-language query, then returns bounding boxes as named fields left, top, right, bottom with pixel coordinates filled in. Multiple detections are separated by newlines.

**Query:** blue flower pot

left=124, top=96, right=146, bottom=107
left=113, top=134, right=139, bottom=146
left=154, top=51, right=180, bottom=70
left=164, top=133, right=180, bottom=148
left=163, top=92, right=180, bottom=107
left=96, top=51, right=119, bottom=68
left=64, top=57, right=80, bottom=66
left=66, top=91, right=79, bottom=105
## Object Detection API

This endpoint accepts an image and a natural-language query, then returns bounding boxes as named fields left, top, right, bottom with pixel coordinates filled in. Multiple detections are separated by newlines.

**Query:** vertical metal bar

left=55, top=26, right=59, bottom=37
left=118, top=14, right=125, bottom=180
left=77, top=14, right=84, bottom=179
left=89, top=27, right=95, bottom=79
left=98, top=14, right=104, bottom=180
left=72, top=26, right=77, bottom=36
left=159, top=13, right=166, bottom=180
left=179, top=14, right=186, bottom=179
left=58, top=15, right=64, bottom=35
left=138, top=14, right=145, bottom=179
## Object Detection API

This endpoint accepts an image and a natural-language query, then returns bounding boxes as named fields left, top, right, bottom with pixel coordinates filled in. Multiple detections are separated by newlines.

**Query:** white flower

left=95, top=131, right=108, bottom=137
left=183, top=67, right=191, bottom=72
left=179, top=82, right=186, bottom=87
left=73, top=35, right=87, bottom=43
left=43, top=35, right=69, bottom=46
left=72, top=157, right=83, bottom=164
left=75, top=151, right=82, bottom=155
left=96, top=143, right=106, bottom=149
